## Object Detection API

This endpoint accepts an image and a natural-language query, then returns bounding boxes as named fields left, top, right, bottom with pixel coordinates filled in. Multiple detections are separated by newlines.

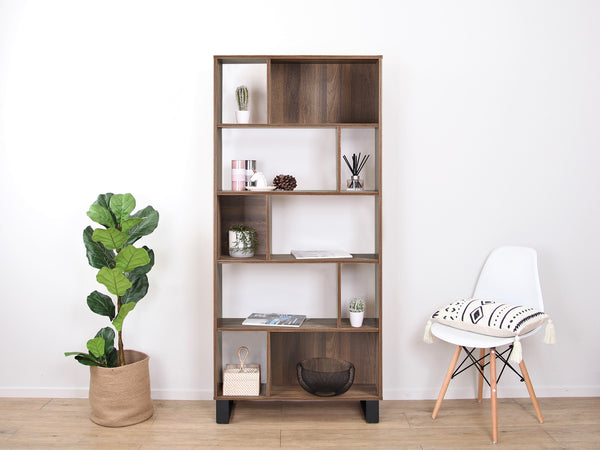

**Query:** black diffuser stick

left=343, top=155, right=354, bottom=174
left=357, top=154, right=370, bottom=175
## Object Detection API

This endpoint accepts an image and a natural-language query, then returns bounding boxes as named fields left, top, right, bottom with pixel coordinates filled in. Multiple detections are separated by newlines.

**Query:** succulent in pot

left=349, top=297, right=365, bottom=328
left=229, top=224, right=258, bottom=258
left=235, top=85, right=250, bottom=124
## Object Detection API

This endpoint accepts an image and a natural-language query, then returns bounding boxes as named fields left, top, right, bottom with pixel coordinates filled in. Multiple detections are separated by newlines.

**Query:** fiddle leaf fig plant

left=65, top=193, right=159, bottom=367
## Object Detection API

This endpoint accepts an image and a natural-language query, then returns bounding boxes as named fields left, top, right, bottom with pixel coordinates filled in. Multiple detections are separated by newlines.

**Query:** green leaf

left=96, top=267, right=132, bottom=296
left=74, top=354, right=104, bottom=367
left=126, top=206, right=159, bottom=246
left=130, top=247, right=154, bottom=277
left=115, top=246, right=150, bottom=272
left=106, top=348, right=118, bottom=367
left=112, top=302, right=135, bottom=332
left=92, top=228, right=129, bottom=250
left=93, top=193, right=117, bottom=224
left=83, top=226, right=115, bottom=269
left=121, top=218, right=143, bottom=234
left=122, top=273, right=148, bottom=304
left=95, top=327, right=115, bottom=356
left=87, top=204, right=114, bottom=228
left=110, top=193, right=136, bottom=224
left=87, top=291, right=115, bottom=320
left=95, top=193, right=113, bottom=210
left=86, top=337, right=105, bottom=358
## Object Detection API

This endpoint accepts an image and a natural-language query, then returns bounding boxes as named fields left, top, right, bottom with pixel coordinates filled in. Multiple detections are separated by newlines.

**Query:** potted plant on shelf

left=229, top=224, right=257, bottom=258
left=65, top=193, right=159, bottom=427
left=349, top=297, right=365, bottom=327
left=235, top=85, right=249, bottom=124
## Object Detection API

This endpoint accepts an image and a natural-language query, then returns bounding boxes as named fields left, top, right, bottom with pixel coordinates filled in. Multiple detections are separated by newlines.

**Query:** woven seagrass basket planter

left=89, top=350, right=153, bottom=427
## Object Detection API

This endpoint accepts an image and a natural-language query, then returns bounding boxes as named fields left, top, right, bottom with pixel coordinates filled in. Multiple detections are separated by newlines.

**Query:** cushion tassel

left=509, top=335, right=523, bottom=364
left=423, top=319, right=435, bottom=344
left=544, top=319, right=556, bottom=344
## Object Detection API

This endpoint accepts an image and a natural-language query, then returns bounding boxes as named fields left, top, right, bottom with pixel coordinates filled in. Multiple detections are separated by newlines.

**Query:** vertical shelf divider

left=266, top=194, right=272, bottom=260
left=266, top=58, right=272, bottom=124
left=337, top=263, right=342, bottom=328
left=336, top=126, right=342, bottom=192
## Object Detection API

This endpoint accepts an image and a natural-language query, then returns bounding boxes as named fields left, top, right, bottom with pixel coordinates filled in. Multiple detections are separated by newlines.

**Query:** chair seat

left=430, top=322, right=541, bottom=348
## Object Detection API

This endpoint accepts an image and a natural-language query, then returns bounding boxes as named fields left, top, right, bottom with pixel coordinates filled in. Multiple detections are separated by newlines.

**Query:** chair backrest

left=472, top=246, right=544, bottom=311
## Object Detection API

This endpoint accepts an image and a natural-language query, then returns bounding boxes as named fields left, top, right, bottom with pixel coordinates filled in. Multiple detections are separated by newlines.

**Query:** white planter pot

left=235, top=110, right=250, bottom=124
left=229, top=230, right=255, bottom=258
left=349, top=311, right=364, bottom=327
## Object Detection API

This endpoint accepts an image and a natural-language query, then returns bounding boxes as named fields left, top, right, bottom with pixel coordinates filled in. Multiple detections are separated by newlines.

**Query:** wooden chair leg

left=519, top=359, right=544, bottom=423
left=432, top=345, right=462, bottom=419
left=490, top=348, right=498, bottom=444
left=477, top=348, right=486, bottom=402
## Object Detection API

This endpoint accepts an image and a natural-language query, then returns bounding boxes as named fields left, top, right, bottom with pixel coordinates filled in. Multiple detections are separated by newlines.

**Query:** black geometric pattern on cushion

left=430, top=299, right=549, bottom=337
left=470, top=306, right=484, bottom=324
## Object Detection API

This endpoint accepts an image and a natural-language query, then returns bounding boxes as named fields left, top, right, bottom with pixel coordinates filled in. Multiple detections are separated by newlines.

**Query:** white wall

left=0, top=0, right=598, bottom=400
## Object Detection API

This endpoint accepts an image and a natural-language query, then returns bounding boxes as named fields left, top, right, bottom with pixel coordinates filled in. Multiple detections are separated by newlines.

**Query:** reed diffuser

left=343, top=153, right=369, bottom=191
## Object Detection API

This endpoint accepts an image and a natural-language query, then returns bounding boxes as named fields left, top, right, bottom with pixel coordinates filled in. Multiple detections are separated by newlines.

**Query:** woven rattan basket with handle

left=223, top=346, right=260, bottom=396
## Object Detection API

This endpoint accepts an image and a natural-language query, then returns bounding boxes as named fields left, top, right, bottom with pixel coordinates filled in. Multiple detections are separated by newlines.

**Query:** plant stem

left=117, top=295, right=125, bottom=366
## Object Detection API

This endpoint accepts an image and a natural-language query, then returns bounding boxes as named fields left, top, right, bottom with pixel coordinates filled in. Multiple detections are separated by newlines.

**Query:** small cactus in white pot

left=349, top=297, right=365, bottom=328
left=235, top=85, right=250, bottom=124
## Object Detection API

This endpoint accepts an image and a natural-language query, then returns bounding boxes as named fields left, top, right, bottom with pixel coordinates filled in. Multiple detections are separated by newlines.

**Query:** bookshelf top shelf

left=217, top=190, right=379, bottom=196
left=218, top=123, right=379, bottom=128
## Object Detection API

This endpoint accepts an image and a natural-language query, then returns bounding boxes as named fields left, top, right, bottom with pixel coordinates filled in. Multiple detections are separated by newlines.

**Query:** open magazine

left=242, top=313, right=306, bottom=327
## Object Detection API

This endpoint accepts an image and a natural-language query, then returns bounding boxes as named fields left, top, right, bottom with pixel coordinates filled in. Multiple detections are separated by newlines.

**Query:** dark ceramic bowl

left=296, top=357, right=355, bottom=397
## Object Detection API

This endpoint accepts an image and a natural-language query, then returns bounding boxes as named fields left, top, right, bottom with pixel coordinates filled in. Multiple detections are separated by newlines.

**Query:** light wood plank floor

left=0, top=397, right=599, bottom=448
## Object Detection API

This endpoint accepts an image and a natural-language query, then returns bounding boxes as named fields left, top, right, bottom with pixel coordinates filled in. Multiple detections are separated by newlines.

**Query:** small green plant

left=349, top=297, right=365, bottom=312
left=236, top=85, right=248, bottom=111
left=229, top=224, right=257, bottom=255
left=65, top=193, right=159, bottom=367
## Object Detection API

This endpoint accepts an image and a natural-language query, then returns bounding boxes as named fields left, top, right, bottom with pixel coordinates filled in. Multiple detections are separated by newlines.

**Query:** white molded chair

left=431, top=246, right=545, bottom=444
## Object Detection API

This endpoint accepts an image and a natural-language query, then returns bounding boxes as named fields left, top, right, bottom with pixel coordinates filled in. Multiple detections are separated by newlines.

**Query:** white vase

left=235, top=110, right=250, bottom=124
left=349, top=311, right=364, bottom=327
left=229, top=230, right=255, bottom=258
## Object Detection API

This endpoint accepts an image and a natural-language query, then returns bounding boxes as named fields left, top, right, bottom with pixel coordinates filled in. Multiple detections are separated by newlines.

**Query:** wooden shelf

left=217, top=253, right=380, bottom=264
left=217, top=318, right=379, bottom=332
left=218, top=123, right=379, bottom=128
left=215, top=383, right=379, bottom=401
left=217, top=190, right=379, bottom=196
left=268, top=384, right=380, bottom=400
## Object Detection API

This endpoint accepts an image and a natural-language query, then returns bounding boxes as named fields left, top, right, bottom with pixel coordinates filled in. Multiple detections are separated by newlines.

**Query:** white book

left=291, top=250, right=353, bottom=259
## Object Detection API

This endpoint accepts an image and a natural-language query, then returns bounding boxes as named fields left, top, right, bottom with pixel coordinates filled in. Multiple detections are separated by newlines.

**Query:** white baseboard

left=0, top=387, right=213, bottom=400
left=1, top=386, right=597, bottom=401
left=383, top=385, right=600, bottom=400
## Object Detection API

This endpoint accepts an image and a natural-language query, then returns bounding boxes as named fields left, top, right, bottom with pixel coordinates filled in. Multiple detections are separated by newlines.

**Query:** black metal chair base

left=453, top=346, right=524, bottom=387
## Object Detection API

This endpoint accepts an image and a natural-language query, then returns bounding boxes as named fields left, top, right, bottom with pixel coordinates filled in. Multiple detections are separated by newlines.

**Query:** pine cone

left=273, top=174, right=297, bottom=191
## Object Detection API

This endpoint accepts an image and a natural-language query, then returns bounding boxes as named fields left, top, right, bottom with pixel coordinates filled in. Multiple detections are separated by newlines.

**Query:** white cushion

left=431, top=299, right=549, bottom=338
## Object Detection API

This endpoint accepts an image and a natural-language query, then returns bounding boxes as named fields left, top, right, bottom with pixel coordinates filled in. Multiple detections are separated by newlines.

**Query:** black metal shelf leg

left=216, top=400, right=234, bottom=424
left=361, top=400, right=379, bottom=423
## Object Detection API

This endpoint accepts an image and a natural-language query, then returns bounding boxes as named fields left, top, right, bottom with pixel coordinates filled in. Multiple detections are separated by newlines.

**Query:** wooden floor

left=0, top=397, right=599, bottom=448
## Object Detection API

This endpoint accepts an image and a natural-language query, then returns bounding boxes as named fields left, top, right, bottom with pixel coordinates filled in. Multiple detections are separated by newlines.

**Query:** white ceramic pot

left=229, top=230, right=255, bottom=258
left=349, top=311, right=364, bottom=327
left=235, top=110, right=250, bottom=124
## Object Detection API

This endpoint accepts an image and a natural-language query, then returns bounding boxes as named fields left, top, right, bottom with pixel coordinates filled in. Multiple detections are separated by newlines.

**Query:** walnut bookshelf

left=213, top=55, right=382, bottom=423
